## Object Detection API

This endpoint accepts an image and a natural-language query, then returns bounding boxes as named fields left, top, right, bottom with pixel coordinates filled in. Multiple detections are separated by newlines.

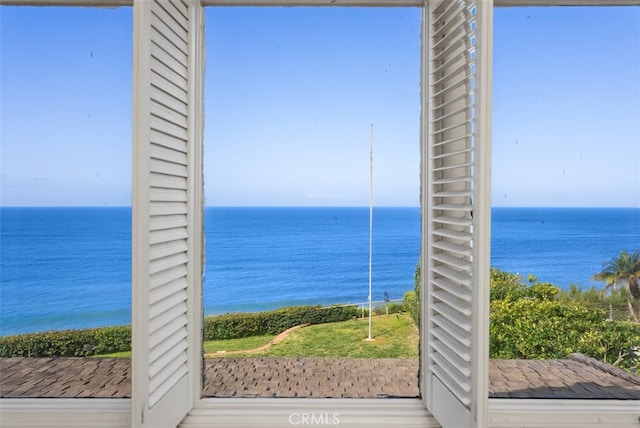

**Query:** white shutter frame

left=132, top=1, right=204, bottom=427
left=420, top=1, right=492, bottom=427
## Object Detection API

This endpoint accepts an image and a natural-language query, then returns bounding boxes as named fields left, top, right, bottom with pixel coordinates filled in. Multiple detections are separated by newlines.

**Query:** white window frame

left=1, top=1, right=639, bottom=427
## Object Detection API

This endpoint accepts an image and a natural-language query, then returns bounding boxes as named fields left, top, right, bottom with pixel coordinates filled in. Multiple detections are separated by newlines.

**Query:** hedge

left=0, top=325, right=131, bottom=358
left=203, top=305, right=359, bottom=340
left=0, top=305, right=360, bottom=357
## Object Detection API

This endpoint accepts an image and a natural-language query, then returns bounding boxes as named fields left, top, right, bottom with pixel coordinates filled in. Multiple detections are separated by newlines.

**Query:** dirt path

left=204, top=324, right=307, bottom=357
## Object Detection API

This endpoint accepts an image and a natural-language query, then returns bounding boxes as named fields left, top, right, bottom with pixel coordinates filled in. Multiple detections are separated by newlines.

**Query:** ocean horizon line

left=1, top=205, right=638, bottom=209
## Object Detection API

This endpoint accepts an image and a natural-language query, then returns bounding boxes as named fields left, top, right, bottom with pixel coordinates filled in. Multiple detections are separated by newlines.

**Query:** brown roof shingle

left=489, top=353, right=640, bottom=400
left=1, top=354, right=639, bottom=400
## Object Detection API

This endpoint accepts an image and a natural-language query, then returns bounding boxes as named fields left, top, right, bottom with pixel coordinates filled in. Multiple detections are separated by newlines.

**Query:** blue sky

left=493, top=7, right=640, bottom=207
left=1, top=5, right=638, bottom=207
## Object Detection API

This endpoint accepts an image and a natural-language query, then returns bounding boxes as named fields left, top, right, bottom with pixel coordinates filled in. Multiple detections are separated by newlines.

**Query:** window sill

left=182, top=397, right=438, bottom=427
left=488, top=398, right=640, bottom=427
left=0, top=398, right=131, bottom=427
left=2, top=397, right=638, bottom=427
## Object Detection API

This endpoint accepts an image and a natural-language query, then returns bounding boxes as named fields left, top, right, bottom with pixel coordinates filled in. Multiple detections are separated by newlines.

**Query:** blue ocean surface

left=1, top=206, right=638, bottom=335
left=491, top=208, right=640, bottom=287
left=204, top=207, right=420, bottom=315
left=1, top=207, right=132, bottom=336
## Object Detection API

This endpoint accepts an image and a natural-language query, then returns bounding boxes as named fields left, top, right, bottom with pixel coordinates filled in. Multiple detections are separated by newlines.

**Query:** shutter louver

left=133, top=1, right=203, bottom=427
left=147, top=0, right=190, bottom=409
left=423, top=0, right=491, bottom=427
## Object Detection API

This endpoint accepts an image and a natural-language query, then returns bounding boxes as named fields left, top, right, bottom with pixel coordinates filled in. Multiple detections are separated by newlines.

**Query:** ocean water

left=491, top=208, right=640, bottom=288
left=1, top=206, right=638, bottom=335
left=1, top=208, right=132, bottom=336
left=204, top=207, right=420, bottom=315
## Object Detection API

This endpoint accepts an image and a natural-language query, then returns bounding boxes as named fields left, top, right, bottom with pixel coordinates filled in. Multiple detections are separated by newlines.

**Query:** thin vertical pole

left=368, top=124, right=373, bottom=341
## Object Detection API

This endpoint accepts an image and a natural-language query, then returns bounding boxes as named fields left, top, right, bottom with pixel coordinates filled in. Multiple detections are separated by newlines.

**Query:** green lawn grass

left=93, top=314, right=418, bottom=359
left=256, top=314, right=418, bottom=358
left=93, top=335, right=276, bottom=358
left=204, top=334, right=274, bottom=354
left=91, top=350, right=131, bottom=358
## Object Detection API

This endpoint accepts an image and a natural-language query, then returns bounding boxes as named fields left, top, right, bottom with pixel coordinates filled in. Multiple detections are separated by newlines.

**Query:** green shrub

left=403, top=290, right=418, bottom=324
left=0, top=325, right=131, bottom=358
left=403, top=265, right=421, bottom=325
left=488, top=267, right=640, bottom=371
left=387, top=302, right=404, bottom=314
left=203, top=305, right=359, bottom=340
left=526, top=282, right=560, bottom=301
left=372, top=302, right=403, bottom=316
left=490, top=268, right=528, bottom=302
left=490, top=294, right=640, bottom=370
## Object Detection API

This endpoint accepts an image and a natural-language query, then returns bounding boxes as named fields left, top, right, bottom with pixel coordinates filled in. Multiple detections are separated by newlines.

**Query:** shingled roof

left=489, top=353, right=640, bottom=400
left=1, top=354, right=639, bottom=400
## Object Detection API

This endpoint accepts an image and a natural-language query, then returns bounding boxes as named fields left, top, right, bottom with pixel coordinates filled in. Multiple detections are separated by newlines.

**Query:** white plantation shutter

left=132, top=1, right=203, bottom=427
left=421, top=0, right=491, bottom=427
